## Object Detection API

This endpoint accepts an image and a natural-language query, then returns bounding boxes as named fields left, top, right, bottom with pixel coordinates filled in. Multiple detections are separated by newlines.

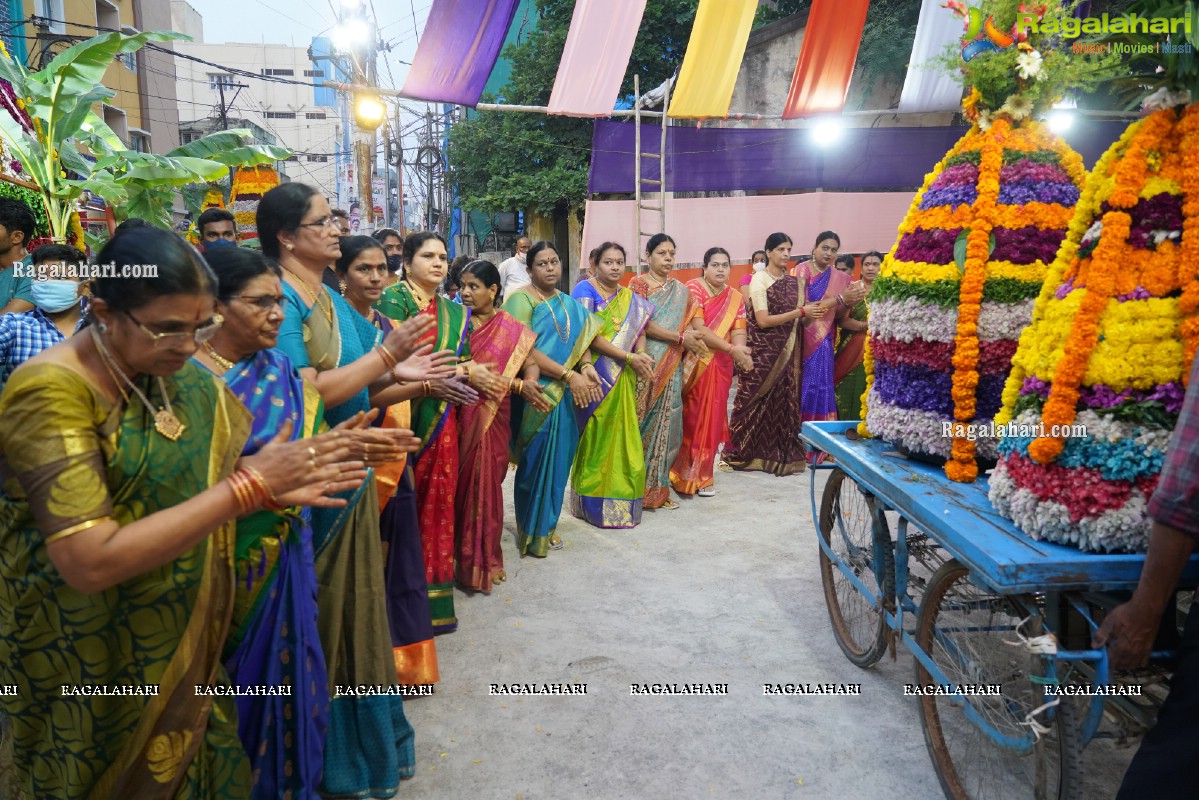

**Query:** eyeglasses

left=298, top=216, right=339, bottom=231
left=233, top=294, right=284, bottom=313
left=125, top=310, right=223, bottom=349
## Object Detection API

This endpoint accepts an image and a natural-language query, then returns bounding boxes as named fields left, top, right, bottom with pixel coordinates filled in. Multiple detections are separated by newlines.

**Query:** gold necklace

left=284, top=268, right=333, bottom=323
left=203, top=341, right=236, bottom=371
left=405, top=280, right=433, bottom=312
left=91, top=327, right=186, bottom=441
left=644, top=271, right=668, bottom=291
left=532, top=286, right=571, bottom=343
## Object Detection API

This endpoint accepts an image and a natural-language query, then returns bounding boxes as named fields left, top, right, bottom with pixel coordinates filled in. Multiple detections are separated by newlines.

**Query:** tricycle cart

left=801, top=421, right=1199, bottom=800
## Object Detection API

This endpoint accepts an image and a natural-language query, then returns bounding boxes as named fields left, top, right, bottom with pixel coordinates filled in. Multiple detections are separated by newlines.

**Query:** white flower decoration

left=999, top=95, right=1034, bottom=121
left=1142, top=87, right=1193, bottom=113
left=1016, top=49, right=1044, bottom=81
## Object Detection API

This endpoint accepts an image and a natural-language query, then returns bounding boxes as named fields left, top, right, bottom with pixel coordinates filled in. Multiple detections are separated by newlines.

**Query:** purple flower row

left=997, top=182, right=1081, bottom=206
left=894, top=227, right=963, bottom=265
left=930, top=163, right=979, bottom=189
left=874, top=362, right=1005, bottom=418
left=991, top=226, right=1066, bottom=265
left=999, top=161, right=1072, bottom=186
left=920, top=186, right=978, bottom=210
left=1020, top=377, right=1186, bottom=413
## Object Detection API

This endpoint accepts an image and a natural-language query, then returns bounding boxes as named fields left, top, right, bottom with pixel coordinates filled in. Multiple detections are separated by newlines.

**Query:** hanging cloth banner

left=898, top=0, right=965, bottom=114
left=401, top=0, right=521, bottom=106
left=547, top=0, right=648, bottom=117
left=666, top=0, right=758, bottom=119
left=781, top=0, right=869, bottom=119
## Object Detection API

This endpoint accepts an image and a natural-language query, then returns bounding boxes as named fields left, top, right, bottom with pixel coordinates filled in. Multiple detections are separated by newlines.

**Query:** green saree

left=0, top=361, right=252, bottom=800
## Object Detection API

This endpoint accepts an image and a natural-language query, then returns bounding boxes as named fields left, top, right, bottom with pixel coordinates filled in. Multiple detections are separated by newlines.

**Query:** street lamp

left=354, top=94, right=386, bottom=131
left=332, top=18, right=370, bottom=53
left=809, top=117, right=844, bottom=146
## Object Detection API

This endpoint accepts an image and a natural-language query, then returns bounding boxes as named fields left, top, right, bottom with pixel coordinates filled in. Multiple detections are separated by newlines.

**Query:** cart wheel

left=818, top=468, right=895, bottom=668
left=915, top=559, right=1083, bottom=800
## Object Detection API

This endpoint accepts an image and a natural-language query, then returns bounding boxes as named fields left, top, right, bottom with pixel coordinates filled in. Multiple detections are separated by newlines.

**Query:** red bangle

left=800, top=307, right=806, bottom=318
left=677, top=331, right=684, bottom=345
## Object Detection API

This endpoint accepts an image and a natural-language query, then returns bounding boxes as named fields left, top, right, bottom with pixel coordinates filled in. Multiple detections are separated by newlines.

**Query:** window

left=180, top=131, right=199, bottom=144
left=95, top=0, right=119, bottom=32
left=264, top=111, right=296, bottom=119
left=129, top=131, right=149, bottom=153
left=37, top=0, right=66, bottom=34
left=261, top=68, right=295, bottom=77
left=306, top=155, right=328, bottom=163
left=285, top=155, right=298, bottom=162
left=305, top=112, right=326, bottom=120
left=118, top=50, right=136, bottom=72
left=208, top=73, right=234, bottom=92
left=304, top=69, right=324, bottom=78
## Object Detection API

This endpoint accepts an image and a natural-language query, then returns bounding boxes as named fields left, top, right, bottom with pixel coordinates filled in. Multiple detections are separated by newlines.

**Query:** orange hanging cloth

left=781, top=0, right=870, bottom=119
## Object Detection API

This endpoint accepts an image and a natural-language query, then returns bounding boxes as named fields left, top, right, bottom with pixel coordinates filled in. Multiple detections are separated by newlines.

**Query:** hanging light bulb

left=354, top=94, right=387, bottom=131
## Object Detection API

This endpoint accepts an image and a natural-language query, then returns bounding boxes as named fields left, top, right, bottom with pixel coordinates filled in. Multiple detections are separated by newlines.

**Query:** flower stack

left=860, top=119, right=1085, bottom=481
left=859, top=0, right=1118, bottom=483
left=229, top=166, right=278, bottom=243
left=988, top=102, right=1199, bottom=552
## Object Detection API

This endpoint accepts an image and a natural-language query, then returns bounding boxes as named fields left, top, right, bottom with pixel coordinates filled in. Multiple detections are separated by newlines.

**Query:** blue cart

left=801, top=421, right=1199, bottom=800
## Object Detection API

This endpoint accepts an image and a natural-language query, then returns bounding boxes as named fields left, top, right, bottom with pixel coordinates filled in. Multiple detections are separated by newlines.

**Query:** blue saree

left=199, top=348, right=328, bottom=799
left=277, top=283, right=416, bottom=797
left=502, top=289, right=601, bottom=557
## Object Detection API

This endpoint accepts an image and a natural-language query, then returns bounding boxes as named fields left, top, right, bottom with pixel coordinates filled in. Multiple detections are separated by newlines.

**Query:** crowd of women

left=0, top=177, right=875, bottom=799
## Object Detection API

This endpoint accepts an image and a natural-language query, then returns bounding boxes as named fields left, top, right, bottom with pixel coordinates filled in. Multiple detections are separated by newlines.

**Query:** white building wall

left=174, top=41, right=341, bottom=197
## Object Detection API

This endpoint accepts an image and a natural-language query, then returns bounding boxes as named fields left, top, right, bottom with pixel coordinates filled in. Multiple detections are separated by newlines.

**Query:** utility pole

left=425, top=110, right=434, bottom=230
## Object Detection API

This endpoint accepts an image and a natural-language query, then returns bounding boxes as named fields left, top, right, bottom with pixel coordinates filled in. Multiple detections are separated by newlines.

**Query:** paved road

left=399, top=464, right=1139, bottom=799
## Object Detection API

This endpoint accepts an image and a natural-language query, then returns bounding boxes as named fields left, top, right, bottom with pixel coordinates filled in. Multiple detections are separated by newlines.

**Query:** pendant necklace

left=594, top=280, right=624, bottom=327
left=284, top=268, right=332, bottom=324
left=91, top=327, right=186, bottom=441
left=405, top=280, right=433, bottom=312
left=203, top=341, right=236, bottom=372
left=532, top=286, right=571, bottom=343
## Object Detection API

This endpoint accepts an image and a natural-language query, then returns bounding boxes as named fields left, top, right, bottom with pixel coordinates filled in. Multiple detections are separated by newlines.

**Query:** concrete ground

left=399, top=464, right=1140, bottom=800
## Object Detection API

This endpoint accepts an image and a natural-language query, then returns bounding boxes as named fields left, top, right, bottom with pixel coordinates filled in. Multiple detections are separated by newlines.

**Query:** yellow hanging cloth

left=667, top=0, right=759, bottom=119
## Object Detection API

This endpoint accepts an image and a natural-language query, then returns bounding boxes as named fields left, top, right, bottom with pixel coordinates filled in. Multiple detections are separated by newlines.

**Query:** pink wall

left=582, top=192, right=915, bottom=282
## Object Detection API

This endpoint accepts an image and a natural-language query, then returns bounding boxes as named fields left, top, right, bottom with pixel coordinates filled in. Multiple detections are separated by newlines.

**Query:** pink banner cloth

left=547, top=0, right=648, bottom=117
left=582, top=193, right=915, bottom=267
left=401, top=0, right=521, bottom=105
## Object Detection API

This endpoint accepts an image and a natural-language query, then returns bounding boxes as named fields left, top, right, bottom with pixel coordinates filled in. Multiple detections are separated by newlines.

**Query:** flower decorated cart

left=989, top=4, right=1199, bottom=553
left=860, top=0, right=1119, bottom=483
left=230, top=166, right=279, bottom=245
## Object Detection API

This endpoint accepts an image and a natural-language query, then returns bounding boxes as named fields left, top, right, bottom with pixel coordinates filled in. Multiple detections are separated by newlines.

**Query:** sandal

left=549, top=534, right=564, bottom=550
left=716, top=460, right=734, bottom=473
left=697, top=486, right=716, bottom=497
left=660, top=499, right=680, bottom=510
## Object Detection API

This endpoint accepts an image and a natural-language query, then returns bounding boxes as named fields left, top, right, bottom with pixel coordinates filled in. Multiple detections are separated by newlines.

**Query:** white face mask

left=752, top=261, right=766, bottom=272
left=516, top=252, right=527, bottom=265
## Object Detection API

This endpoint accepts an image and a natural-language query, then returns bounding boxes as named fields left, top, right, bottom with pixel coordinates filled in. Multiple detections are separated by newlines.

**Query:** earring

left=285, top=243, right=295, bottom=252
left=338, top=280, right=347, bottom=295
left=97, top=322, right=107, bottom=333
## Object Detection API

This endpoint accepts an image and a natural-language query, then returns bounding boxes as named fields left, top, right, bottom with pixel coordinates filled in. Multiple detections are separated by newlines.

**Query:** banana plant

left=0, top=31, right=291, bottom=238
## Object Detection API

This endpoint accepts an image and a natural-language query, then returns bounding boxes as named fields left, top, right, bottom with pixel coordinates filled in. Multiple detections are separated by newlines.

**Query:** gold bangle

left=226, top=471, right=256, bottom=514
left=422, top=380, right=432, bottom=397
left=243, top=464, right=286, bottom=512
left=44, top=516, right=115, bottom=545
left=561, top=369, right=575, bottom=383
left=375, top=345, right=398, bottom=370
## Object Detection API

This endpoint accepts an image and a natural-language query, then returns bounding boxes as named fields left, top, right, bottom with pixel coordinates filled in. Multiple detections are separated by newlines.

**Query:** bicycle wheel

left=818, top=468, right=895, bottom=668
left=914, top=559, right=1083, bottom=800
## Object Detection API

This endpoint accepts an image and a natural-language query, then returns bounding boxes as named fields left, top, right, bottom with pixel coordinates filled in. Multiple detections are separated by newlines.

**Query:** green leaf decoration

left=166, top=130, right=291, bottom=167
left=954, top=229, right=970, bottom=274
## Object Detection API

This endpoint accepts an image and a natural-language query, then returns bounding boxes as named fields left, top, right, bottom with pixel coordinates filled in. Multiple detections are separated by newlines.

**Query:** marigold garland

left=228, top=166, right=279, bottom=243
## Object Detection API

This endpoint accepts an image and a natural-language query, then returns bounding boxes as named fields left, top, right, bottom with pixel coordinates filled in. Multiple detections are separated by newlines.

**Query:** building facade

left=16, top=0, right=181, bottom=153
left=171, top=5, right=340, bottom=198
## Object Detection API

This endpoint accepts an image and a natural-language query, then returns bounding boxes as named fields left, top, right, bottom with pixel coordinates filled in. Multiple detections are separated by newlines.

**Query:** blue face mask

left=31, top=279, right=80, bottom=313
left=205, top=238, right=237, bottom=250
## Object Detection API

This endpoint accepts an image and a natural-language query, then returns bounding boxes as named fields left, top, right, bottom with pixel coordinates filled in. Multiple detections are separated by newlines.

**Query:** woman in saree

left=195, top=245, right=419, bottom=798
left=335, top=235, right=442, bottom=687
left=0, top=227, right=360, bottom=800
left=375, top=231, right=506, bottom=634
left=455, top=260, right=545, bottom=590
left=670, top=247, right=753, bottom=498
left=799, top=231, right=867, bottom=463
left=258, top=184, right=456, bottom=797
left=502, top=241, right=603, bottom=556
left=569, top=242, right=656, bottom=528
left=628, top=233, right=708, bottom=511
left=834, top=249, right=880, bottom=421
left=725, top=232, right=832, bottom=475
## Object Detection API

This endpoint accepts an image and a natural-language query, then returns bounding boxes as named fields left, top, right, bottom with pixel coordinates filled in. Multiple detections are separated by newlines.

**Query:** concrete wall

left=134, top=0, right=181, bottom=153
left=170, top=0, right=202, bottom=42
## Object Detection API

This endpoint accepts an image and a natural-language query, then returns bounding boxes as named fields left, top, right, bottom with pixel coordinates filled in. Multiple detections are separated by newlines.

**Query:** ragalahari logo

left=944, top=1, right=1016, bottom=61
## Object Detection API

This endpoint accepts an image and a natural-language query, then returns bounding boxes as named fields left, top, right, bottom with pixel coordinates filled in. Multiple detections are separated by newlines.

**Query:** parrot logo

left=950, top=4, right=1016, bottom=61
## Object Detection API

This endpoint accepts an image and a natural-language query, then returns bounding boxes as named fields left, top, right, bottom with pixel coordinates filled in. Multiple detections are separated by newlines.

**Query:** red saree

left=671, top=280, right=746, bottom=495
left=454, top=311, right=535, bottom=593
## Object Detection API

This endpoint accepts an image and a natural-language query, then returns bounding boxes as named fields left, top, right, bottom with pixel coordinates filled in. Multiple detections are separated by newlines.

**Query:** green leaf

left=58, top=141, right=93, bottom=177
left=165, top=131, right=291, bottom=167
left=954, top=229, right=969, bottom=274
